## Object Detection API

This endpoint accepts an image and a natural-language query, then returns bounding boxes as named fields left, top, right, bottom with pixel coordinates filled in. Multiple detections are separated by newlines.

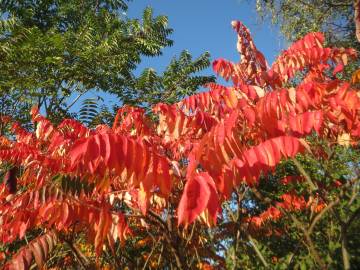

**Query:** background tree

left=0, top=0, right=214, bottom=127
left=124, top=50, right=213, bottom=107
left=255, top=0, right=357, bottom=47
left=254, top=0, right=359, bottom=80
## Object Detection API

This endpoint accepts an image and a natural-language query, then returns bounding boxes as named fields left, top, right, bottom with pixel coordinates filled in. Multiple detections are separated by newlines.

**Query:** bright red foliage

left=0, top=20, right=359, bottom=268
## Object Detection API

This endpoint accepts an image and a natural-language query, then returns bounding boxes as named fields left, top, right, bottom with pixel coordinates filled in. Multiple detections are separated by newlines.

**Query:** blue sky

left=126, top=0, right=286, bottom=74
left=72, top=0, right=287, bottom=111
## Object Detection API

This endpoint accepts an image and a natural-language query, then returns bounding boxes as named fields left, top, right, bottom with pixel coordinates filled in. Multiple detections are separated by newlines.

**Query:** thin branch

left=344, top=206, right=360, bottom=230
left=251, top=187, right=272, bottom=204
left=348, top=182, right=358, bottom=205
left=339, top=206, right=360, bottom=270
left=194, top=247, right=202, bottom=267
left=292, top=158, right=318, bottom=191
left=341, top=223, right=351, bottom=270
left=288, top=213, right=326, bottom=269
left=62, top=238, right=93, bottom=270
left=162, top=232, right=184, bottom=270
left=355, top=0, right=360, bottom=42
left=157, top=244, right=164, bottom=267
left=146, top=210, right=184, bottom=269
left=247, top=233, right=268, bottom=268
left=148, top=210, right=169, bottom=231
left=142, top=239, right=160, bottom=270
left=64, top=86, right=88, bottom=111
left=308, top=198, right=340, bottom=235
left=185, top=222, right=196, bottom=246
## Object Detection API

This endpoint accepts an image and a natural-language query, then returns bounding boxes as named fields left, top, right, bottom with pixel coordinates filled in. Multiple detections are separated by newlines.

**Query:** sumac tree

left=0, top=21, right=359, bottom=269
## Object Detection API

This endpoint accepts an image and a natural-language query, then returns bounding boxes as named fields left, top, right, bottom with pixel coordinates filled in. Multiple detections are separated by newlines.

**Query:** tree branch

left=288, top=213, right=326, bottom=269
left=247, top=233, right=268, bottom=268
left=62, top=238, right=94, bottom=270
left=292, top=158, right=318, bottom=192
left=308, top=198, right=340, bottom=235
left=146, top=210, right=184, bottom=269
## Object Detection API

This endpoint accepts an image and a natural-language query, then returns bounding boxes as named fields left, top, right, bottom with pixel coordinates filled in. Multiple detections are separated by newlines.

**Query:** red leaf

left=4, top=232, right=58, bottom=270
left=68, top=133, right=171, bottom=195
left=231, top=136, right=303, bottom=185
left=30, top=240, right=45, bottom=268
left=178, top=173, right=219, bottom=227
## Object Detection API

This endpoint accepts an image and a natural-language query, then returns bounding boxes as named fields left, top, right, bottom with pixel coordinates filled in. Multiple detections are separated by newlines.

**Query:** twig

left=148, top=210, right=169, bottom=231
left=348, top=182, right=359, bottom=205
left=341, top=223, right=350, bottom=270
left=162, top=232, right=184, bottom=270
left=251, top=187, right=272, bottom=204
left=308, top=198, right=340, bottom=235
left=64, top=87, right=88, bottom=111
left=185, top=222, right=196, bottom=246
left=142, top=238, right=160, bottom=270
left=147, top=210, right=184, bottom=269
left=247, top=233, right=268, bottom=268
left=341, top=206, right=360, bottom=270
left=157, top=244, right=164, bottom=267
left=62, top=238, right=92, bottom=270
left=344, top=206, right=360, bottom=230
left=292, top=158, right=318, bottom=191
left=194, top=247, right=201, bottom=266
left=288, top=213, right=326, bottom=269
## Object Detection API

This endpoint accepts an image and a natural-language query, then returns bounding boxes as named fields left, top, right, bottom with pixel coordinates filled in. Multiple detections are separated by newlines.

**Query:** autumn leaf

left=178, top=172, right=219, bottom=227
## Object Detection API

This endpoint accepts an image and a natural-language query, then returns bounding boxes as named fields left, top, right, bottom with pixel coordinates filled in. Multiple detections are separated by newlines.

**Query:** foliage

left=0, top=0, right=213, bottom=127
left=125, top=50, right=215, bottom=107
left=254, top=0, right=359, bottom=80
left=0, top=20, right=360, bottom=270
left=255, top=0, right=357, bottom=47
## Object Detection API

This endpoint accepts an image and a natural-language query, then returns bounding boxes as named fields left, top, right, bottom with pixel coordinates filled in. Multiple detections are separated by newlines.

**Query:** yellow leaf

left=337, top=133, right=351, bottom=147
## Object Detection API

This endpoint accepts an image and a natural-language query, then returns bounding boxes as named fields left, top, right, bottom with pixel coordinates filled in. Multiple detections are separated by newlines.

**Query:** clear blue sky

left=72, top=0, right=286, bottom=111
left=126, top=0, right=286, bottom=75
